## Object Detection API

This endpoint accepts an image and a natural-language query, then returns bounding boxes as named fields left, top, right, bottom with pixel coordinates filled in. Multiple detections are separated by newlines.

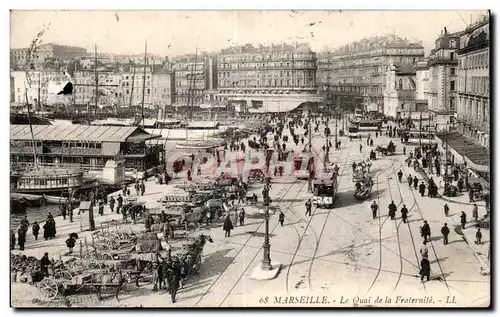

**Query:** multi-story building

left=168, top=55, right=208, bottom=106
left=383, top=62, right=417, bottom=118
left=11, top=69, right=69, bottom=108
left=415, top=61, right=430, bottom=100
left=317, top=35, right=424, bottom=112
left=11, top=43, right=87, bottom=70
left=427, top=28, right=460, bottom=112
left=119, top=66, right=175, bottom=110
left=456, top=15, right=490, bottom=148
left=216, top=43, right=322, bottom=113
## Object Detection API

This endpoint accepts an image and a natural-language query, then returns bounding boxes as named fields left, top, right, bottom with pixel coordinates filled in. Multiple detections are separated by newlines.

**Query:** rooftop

left=10, top=124, right=155, bottom=142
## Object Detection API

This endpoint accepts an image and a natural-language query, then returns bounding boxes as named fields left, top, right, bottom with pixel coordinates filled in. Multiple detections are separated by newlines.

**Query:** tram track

left=304, top=140, right=355, bottom=293
left=282, top=129, right=353, bottom=294
left=399, top=161, right=451, bottom=293
left=193, top=166, right=308, bottom=306
left=389, top=161, right=427, bottom=294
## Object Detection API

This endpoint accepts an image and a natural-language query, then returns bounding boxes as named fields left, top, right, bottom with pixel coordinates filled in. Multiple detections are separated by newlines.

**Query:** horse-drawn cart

left=376, top=141, right=396, bottom=156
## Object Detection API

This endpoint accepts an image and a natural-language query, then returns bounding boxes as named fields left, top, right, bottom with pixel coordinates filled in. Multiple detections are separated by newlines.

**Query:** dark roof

left=10, top=124, right=153, bottom=142
left=436, top=131, right=489, bottom=167
left=10, top=114, right=52, bottom=125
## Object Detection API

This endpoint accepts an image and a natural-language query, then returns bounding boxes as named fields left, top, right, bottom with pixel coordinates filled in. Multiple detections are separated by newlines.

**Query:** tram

left=294, top=153, right=314, bottom=180
left=401, top=130, right=435, bottom=145
left=312, top=173, right=339, bottom=208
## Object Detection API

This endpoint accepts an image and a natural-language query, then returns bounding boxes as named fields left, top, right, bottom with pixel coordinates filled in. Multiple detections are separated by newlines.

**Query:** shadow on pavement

left=430, top=256, right=449, bottom=264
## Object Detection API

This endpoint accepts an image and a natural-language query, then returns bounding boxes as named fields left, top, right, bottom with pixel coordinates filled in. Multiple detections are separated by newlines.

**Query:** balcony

left=427, top=58, right=458, bottom=67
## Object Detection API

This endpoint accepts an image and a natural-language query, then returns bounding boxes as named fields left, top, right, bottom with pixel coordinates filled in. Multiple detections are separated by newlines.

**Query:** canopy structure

left=435, top=131, right=489, bottom=172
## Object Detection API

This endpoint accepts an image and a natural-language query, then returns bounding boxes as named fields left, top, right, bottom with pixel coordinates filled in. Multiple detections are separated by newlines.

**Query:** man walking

left=419, top=182, right=426, bottom=197
left=401, top=205, right=408, bottom=223
left=413, top=176, right=419, bottom=190
left=420, top=257, right=431, bottom=282
left=223, top=214, right=233, bottom=237
left=460, top=211, right=467, bottom=229
left=472, top=204, right=479, bottom=222
left=388, top=200, right=397, bottom=220
left=397, top=170, right=403, bottom=183
left=421, top=220, right=431, bottom=243
left=441, top=223, right=450, bottom=245
left=420, top=241, right=429, bottom=259
left=116, top=194, right=123, bottom=215
left=444, top=203, right=449, bottom=217
left=476, top=228, right=482, bottom=244
left=32, top=221, right=40, bottom=241
left=408, top=174, right=413, bottom=188
left=239, top=208, right=245, bottom=226
left=305, top=199, right=312, bottom=216
left=370, top=201, right=378, bottom=219
left=109, top=196, right=115, bottom=213
left=279, top=210, right=285, bottom=227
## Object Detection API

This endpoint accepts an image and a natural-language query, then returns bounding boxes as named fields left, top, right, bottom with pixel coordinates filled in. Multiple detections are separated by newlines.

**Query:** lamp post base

left=250, top=262, right=282, bottom=281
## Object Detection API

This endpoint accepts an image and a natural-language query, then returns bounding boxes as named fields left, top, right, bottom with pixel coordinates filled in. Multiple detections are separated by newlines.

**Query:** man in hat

left=421, top=220, right=431, bottom=243
left=65, top=233, right=76, bottom=254
left=400, top=205, right=409, bottom=223
left=32, top=221, right=40, bottom=241
left=116, top=194, right=123, bottom=215
left=420, top=257, right=431, bottom=282
left=40, top=252, right=51, bottom=277
left=370, top=201, right=378, bottom=219
left=441, top=223, right=450, bottom=245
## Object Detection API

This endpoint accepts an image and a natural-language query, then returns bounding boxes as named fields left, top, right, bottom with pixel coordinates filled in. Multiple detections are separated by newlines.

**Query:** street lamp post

left=261, top=207, right=272, bottom=270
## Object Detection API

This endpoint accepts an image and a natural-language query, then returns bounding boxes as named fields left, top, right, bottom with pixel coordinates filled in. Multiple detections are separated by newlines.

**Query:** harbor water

left=10, top=205, right=61, bottom=229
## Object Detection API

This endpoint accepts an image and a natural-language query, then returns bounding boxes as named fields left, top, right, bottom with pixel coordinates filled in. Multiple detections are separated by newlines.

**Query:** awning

left=435, top=132, right=490, bottom=172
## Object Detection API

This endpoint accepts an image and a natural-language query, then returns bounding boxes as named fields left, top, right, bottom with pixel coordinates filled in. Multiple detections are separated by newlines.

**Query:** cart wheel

left=38, top=278, right=59, bottom=301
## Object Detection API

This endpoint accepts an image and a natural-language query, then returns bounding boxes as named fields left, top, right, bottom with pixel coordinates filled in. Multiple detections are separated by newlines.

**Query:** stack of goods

left=10, top=254, right=44, bottom=283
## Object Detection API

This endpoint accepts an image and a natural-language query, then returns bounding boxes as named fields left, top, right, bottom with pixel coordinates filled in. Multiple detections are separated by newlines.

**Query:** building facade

left=383, top=63, right=417, bottom=117
left=168, top=56, right=208, bottom=106
left=456, top=16, right=490, bottom=148
left=415, top=61, right=430, bottom=100
left=427, top=28, right=460, bottom=112
left=11, top=70, right=69, bottom=108
left=317, top=35, right=424, bottom=112
left=216, top=43, right=322, bottom=113
left=11, top=43, right=87, bottom=70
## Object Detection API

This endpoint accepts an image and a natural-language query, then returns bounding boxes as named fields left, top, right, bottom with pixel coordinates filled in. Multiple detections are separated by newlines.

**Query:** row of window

left=19, top=141, right=103, bottom=149
left=18, top=178, right=69, bottom=187
left=218, top=70, right=311, bottom=79
left=219, top=53, right=314, bottom=63
left=458, top=76, right=489, bottom=96
left=459, top=52, right=489, bottom=69
left=219, top=78, right=314, bottom=88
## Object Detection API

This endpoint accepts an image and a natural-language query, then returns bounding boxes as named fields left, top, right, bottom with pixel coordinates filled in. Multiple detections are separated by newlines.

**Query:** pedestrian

left=40, top=252, right=51, bottom=277
left=152, top=262, right=160, bottom=291
left=10, top=229, right=16, bottom=250
left=388, top=200, right=397, bottom=220
left=472, top=204, right=479, bottom=222
left=441, top=223, right=450, bottom=245
left=274, top=210, right=283, bottom=228
left=444, top=203, right=449, bottom=217
left=419, top=182, right=426, bottom=197
left=359, top=144, right=363, bottom=153
left=168, top=268, right=180, bottom=303
left=17, top=227, right=26, bottom=251
left=401, top=205, right=408, bottom=223
left=469, top=189, right=474, bottom=203
left=460, top=211, right=467, bottom=229
left=239, top=208, right=245, bottom=226
left=305, top=199, right=312, bottom=216
left=32, top=221, right=40, bottom=241
left=65, top=234, right=76, bottom=254
left=370, top=201, right=378, bottom=219
left=403, top=146, right=406, bottom=155
left=98, top=200, right=104, bottom=216
left=420, top=257, right=431, bottom=282
left=420, top=241, right=429, bottom=258
left=413, top=176, right=419, bottom=190
left=122, top=184, right=127, bottom=197
left=127, top=188, right=131, bottom=196
left=140, top=180, right=146, bottom=196
left=116, top=194, right=123, bottom=214
left=135, top=181, right=140, bottom=196
left=60, top=203, right=67, bottom=220
left=420, top=220, right=431, bottom=243
left=476, top=228, right=482, bottom=245
left=408, top=174, right=413, bottom=188
left=397, top=170, right=403, bottom=183
left=233, top=210, right=239, bottom=227
left=20, top=215, right=29, bottom=228
left=223, top=214, right=233, bottom=237
left=109, top=196, right=115, bottom=213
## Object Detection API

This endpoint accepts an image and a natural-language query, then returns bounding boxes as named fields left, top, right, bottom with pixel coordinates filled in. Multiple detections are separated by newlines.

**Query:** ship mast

left=24, top=79, right=38, bottom=168
left=141, top=39, right=147, bottom=128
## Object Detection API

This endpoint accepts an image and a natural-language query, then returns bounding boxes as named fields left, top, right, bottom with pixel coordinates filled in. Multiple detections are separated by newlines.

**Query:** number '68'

left=259, top=296, right=269, bottom=304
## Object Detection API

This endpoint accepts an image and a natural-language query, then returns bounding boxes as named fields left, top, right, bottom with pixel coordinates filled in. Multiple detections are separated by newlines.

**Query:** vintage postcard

left=9, top=10, right=491, bottom=308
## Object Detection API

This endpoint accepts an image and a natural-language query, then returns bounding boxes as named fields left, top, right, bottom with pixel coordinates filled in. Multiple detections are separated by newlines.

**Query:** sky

left=10, top=10, right=489, bottom=57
